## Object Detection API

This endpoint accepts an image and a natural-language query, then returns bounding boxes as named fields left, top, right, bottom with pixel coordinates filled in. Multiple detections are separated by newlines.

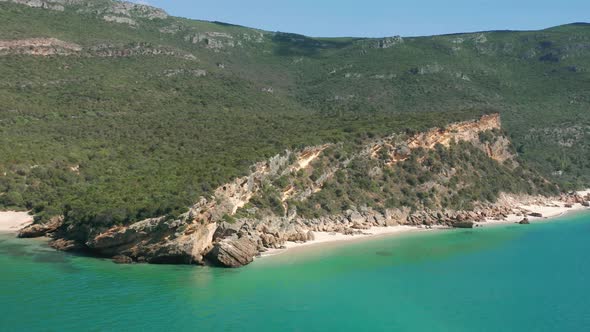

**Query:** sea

left=1, top=212, right=589, bottom=331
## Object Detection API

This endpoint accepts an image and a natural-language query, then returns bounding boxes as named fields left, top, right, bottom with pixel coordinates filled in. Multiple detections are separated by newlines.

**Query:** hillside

left=1, top=0, right=589, bottom=234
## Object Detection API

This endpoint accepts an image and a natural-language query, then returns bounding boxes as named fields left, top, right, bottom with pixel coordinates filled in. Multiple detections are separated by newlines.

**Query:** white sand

left=260, top=225, right=437, bottom=257
left=0, top=211, right=32, bottom=233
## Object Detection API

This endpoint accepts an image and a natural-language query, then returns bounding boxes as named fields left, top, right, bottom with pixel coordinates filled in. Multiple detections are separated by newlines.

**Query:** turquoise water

left=2, top=213, right=590, bottom=331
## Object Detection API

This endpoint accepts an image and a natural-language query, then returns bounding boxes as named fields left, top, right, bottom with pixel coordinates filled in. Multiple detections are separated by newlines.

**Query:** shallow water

left=1, top=212, right=590, bottom=331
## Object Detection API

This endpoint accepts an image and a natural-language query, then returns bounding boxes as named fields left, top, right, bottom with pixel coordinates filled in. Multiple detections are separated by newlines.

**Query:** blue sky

left=134, top=0, right=589, bottom=37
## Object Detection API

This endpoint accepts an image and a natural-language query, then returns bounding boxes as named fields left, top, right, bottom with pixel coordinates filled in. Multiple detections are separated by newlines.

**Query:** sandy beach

left=261, top=224, right=449, bottom=258
left=0, top=211, right=33, bottom=233
left=261, top=190, right=590, bottom=258
left=480, top=190, right=590, bottom=226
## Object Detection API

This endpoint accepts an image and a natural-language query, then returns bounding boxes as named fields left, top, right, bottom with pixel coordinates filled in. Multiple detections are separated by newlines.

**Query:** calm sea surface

left=1, top=212, right=590, bottom=331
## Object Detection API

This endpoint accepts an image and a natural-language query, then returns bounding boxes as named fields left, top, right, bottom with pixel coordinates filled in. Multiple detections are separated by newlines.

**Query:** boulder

left=519, top=217, right=530, bottom=225
left=373, top=213, right=386, bottom=227
left=49, top=238, right=83, bottom=252
left=347, top=211, right=364, bottom=224
left=206, top=236, right=259, bottom=268
left=453, top=221, right=475, bottom=229
left=528, top=212, right=543, bottom=218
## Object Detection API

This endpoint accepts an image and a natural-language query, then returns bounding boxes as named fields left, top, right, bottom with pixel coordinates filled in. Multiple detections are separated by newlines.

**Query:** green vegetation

left=290, top=139, right=558, bottom=219
left=0, top=1, right=588, bottom=227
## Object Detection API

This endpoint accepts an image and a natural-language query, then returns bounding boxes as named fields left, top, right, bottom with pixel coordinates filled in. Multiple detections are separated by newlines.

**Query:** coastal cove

left=258, top=191, right=590, bottom=258
left=2, top=211, right=590, bottom=331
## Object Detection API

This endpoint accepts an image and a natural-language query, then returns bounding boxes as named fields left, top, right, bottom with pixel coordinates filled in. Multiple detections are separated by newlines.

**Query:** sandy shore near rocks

left=261, top=225, right=442, bottom=257
left=261, top=190, right=590, bottom=258
left=479, top=191, right=590, bottom=227
left=0, top=211, right=33, bottom=233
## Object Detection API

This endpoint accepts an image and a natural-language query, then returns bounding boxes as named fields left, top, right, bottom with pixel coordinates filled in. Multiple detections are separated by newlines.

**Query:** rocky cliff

left=0, top=37, right=197, bottom=60
left=0, top=0, right=168, bottom=22
left=18, top=114, right=581, bottom=267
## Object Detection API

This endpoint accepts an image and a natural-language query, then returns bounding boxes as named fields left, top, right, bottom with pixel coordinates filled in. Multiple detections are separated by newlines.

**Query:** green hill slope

left=0, top=0, right=588, bottom=226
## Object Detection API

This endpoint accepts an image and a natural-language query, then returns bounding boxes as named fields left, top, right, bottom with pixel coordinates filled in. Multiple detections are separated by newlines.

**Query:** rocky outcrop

left=0, top=38, right=196, bottom=60
left=374, top=36, right=404, bottom=49
left=18, top=215, right=63, bottom=238
left=84, top=218, right=218, bottom=264
left=183, top=31, right=265, bottom=50
left=49, top=238, right=83, bottom=251
left=185, top=145, right=330, bottom=224
left=0, top=38, right=82, bottom=56
left=0, top=0, right=168, bottom=23
left=103, top=15, right=136, bottom=26
left=369, top=114, right=513, bottom=166
left=0, top=0, right=68, bottom=11
left=88, top=42, right=196, bottom=60
left=206, top=236, right=259, bottom=268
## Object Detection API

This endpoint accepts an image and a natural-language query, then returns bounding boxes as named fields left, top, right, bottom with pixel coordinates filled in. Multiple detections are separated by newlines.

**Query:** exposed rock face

left=49, top=238, right=82, bottom=251
left=185, top=145, right=330, bottom=224
left=0, top=38, right=195, bottom=60
left=0, top=38, right=82, bottom=56
left=374, top=36, right=404, bottom=49
left=85, top=218, right=218, bottom=264
left=183, top=31, right=265, bottom=50
left=206, top=236, right=259, bottom=268
left=18, top=216, right=63, bottom=238
left=0, top=0, right=168, bottom=23
left=103, top=15, right=136, bottom=26
left=97, top=0, right=168, bottom=20
left=88, top=43, right=196, bottom=60
left=0, top=0, right=68, bottom=11
left=369, top=114, right=513, bottom=165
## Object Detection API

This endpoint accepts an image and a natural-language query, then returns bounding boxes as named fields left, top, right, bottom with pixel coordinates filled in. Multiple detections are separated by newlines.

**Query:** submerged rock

left=49, top=238, right=83, bottom=252
left=453, top=221, right=475, bottom=229
left=112, top=255, right=133, bottom=264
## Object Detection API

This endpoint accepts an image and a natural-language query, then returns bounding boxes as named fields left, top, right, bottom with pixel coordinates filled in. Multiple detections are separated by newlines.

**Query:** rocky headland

left=13, top=115, right=590, bottom=267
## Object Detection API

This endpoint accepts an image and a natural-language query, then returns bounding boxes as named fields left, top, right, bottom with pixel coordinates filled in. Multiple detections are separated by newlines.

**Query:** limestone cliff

left=0, top=0, right=168, bottom=22
left=0, top=38, right=196, bottom=60
left=0, top=38, right=82, bottom=56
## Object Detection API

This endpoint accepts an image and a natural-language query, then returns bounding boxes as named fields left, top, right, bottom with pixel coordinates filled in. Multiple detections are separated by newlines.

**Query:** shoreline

left=259, top=191, right=590, bottom=259
left=260, top=225, right=438, bottom=258
left=479, top=190, right=590, bottom=227
left=0, top=211, right=33, bottom=233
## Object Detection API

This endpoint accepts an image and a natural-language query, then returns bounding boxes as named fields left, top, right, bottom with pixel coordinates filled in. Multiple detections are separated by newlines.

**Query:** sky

left=133, top=0, right=590, bottom=37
